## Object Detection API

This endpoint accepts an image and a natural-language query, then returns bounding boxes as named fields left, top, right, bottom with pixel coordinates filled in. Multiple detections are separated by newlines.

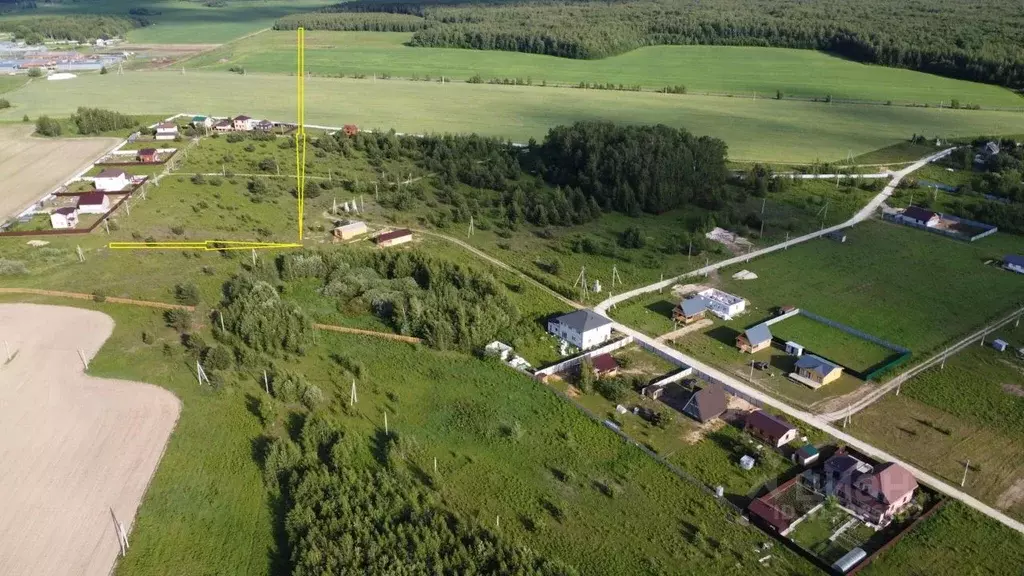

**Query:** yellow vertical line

left=296, top=27, right=304, bottom=242
left=299, top=26, right=306, bottom=243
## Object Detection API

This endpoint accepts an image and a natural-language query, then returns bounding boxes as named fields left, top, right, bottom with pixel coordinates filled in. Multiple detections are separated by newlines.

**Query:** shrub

left=577, top=356, right=596, bottom=393
left=91, top=290, right=106, bottom=302
left=35, top=115, right=62, bottom=137
left=190, top=173, right=206, bottom=185
left=226, top=132, right=244, bottom=143
left=21, top=114, right=29, bottom=122
left=99, top=65, right=108, bottom=75
left=203, top=345, right=233, bottom=371
left=0, top=98, right=9, bottom=109
left=173, top=282, right=200, bottom=306
left=257, top=157, right=277, bottom=172
left=165, top=308, right=193, bottom=332
left=0, top=259, right=28, bottom=275
left=594, top=377, right=629, bottom=403
left=26, top=67, right=43, bottom=78
left=243, top=143, right=256, bottom=153
left=170, top=224, right=186, bottom=236
left=141, top=331, right=154, bottom=344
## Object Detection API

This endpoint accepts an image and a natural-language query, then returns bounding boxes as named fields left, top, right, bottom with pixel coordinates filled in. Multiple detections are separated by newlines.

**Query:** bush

left=203, top=345, right=233, bottom=371
left=190, top=173, right=206, bottom=185
left=594, top=377, right=629, bottom=403
left=99, top=65, right=108, bottom=75
left=91, top=290, right=106, bottom=302
left=257, top=157, right=278, bottom=172
left=0, top=98, right=9, bottom=109
left=35, top=115, right=62, bottom=137
left=26, top=68, right=44, bottom=78
left=141, top=331, right=154, bottom=344
left=0, top=259, right=28, bottom=275
left=21, top=114, right=29, bottom=122
left=173, top=282, right=200, bottom=306
left=226, top=133, right=245, bottom=143
left=577, top=356, right=596, bottom=393
left=165, top=308, right=193, bottom=332
left=243, top=143, right=256, bottom=153
left=170, top=224, right=186, bottom=236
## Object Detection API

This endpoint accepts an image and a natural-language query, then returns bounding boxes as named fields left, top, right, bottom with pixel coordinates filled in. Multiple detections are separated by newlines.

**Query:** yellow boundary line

left=111, top=28, right=307, bottom=253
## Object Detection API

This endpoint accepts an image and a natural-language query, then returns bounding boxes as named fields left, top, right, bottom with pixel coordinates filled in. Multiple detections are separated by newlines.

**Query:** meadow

left=4, top=71, right=1024, bottom=163
left=187, top=31, right=1024, bottom=108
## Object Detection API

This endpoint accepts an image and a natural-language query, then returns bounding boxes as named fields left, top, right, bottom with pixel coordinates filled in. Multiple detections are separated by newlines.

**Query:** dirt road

left=0, top=304, right=181, bottom=576
left=0, top=125, right=119, bottom=220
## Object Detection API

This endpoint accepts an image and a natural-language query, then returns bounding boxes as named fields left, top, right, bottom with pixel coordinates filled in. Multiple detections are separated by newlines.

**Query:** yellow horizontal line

left=108, top=241, right=304, bottom=251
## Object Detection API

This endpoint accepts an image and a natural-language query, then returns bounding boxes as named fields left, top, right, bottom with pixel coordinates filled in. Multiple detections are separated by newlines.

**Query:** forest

left=263, top=413, right=577, bottom=575
left=0, top=14, right=143, bottom=42
left=277, top=0, right=1024, bottom=89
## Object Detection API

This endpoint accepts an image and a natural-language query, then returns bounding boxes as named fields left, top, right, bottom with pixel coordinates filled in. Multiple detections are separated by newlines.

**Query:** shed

left=898, top=206, right=940, bottom=227
left=333, top=220, right=368, bottom=240
left=1003, top=254, right=1024, bottom=274
left=641, top=383, right=665, bottom=400
left=484, top=341, right=513, bottom=361
left=590, top=353, right=618, bottom=377
left=784, top=341, right=804, bottom=357
left=993, top=339, right=1009, bottom=352
left=682, top=384, right=727, bottom=423
left=791, top=444, right=820, bottom=467
left=376, top=228, right=412, bottom=247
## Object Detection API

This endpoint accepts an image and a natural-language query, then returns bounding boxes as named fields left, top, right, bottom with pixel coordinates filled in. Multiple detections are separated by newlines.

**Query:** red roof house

left=76, top=192, right=110, bottom=214
left=343, top=124, right=359, bottom=136
left=590, top=353, right=618, bottom=377
left=137, top=148, right=158, bottom=163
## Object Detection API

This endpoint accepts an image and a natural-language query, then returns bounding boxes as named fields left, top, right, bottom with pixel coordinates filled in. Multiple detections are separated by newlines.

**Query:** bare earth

left=0, top=125, right=119, bottom=220
left=0, top=304, right=180, bottom=576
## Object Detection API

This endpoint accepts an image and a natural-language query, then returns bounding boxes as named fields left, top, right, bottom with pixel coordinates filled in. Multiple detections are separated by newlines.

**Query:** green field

left=770, top=313, right=898, bottom=373
left=790, top=505, right=876, bottom=564
left=187, top=31, right=1024, bottom=108
left=4, top=71, right=1024, bottom=163
left=3, top=0, right=332, bottom=43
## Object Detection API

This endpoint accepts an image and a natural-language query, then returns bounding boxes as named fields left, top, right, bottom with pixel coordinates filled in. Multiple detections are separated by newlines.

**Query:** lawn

left=1, top=0, right=334, bottom=44
left=790, top=504, right=874, bottom=564
left=187, top=31, right=1024, bottom=108
left=5, top=71, right=1024, bottom=163
left=770, top=313, right=898, bottom=374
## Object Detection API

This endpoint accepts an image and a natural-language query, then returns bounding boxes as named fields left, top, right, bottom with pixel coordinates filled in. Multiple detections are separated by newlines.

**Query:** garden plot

left=0, top=125, right=118, bottom=221
left=0, top=304, right=180, bottom=576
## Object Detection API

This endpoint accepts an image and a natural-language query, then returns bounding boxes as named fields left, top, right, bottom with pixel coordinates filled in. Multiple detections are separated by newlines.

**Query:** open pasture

left=190, top=30, right=1024, bottom=108
left=4, top=71, right=1024, bottom=162
left=0, top=125, right=118, bottom=220
left=0, top=304, right=180, bottom=576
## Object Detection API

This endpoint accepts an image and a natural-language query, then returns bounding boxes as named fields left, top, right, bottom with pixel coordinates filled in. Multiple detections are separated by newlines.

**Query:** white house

left=49, top=207, right=78, bottom=229
left=897, top=206, right=940, bottom=227
left=232, top=115, right=256, bottom=131
left=547, top=310, right=613, bottom=350
left=94, top=169, right=130, bottom=192
left=1003, top=254, right=1024, bottom=275
left=155, top=122, right=178, bottom=140
left=76, top=192, right=110, bottom=214
left=191, top=115, right=213, bottom=129
left=695, top=288, right=746, bottom=319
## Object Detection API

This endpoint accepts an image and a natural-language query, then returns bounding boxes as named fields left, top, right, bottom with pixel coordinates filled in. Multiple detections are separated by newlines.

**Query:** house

left=547, top=309, right=613, bottom=350
left=255, top=119, right=274, bottom=132
left=332, top=221, right=368, bottom=240
left=232, top=115, right=255, bottom=131
left=821, top=451, right=918, bottom=527
left=137, top=148, right=159, bottom=163
left=375, top=228, right=412, bottom=247
left=154, top=122, right=178, bottom=140
left=736, top=324, right=772, bottom=353
left=484, top=341, right=513, bottom=361
left=682, top=383, right=727, bottom=423
left=897, top=206, right=940, bottom=227
left=76, top=192, right=110, bottom=214
left=784, top=341, right=804, bottom=357
left=590, top=353, right=619, bottom=378
left=49, top=207, right=78, bottom=229
left=1003, top=254, right=1024, bottom=274
left=744, top=410, right=798, bottom=448
left=694, top=288, right=745, bottom=319
left=213, top=119, right=233, bottom=132
left=793, top=354, right=844, bottom=386
left=191, top=115, right=213, bottom=129
left=672, top=296, right=707, bottom=324
left=93, top=169, right=129, bottom=192
left=791, top=444, right=820, bottom=467
left=342, top=124, right=358, bottom=136
left=993, top=339, right=1009, bottom=352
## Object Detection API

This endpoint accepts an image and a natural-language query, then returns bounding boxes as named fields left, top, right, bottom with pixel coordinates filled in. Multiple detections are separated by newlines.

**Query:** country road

left=818, top=305, right=1024, bottom=422
left=595, top=147, right=955, bottom=313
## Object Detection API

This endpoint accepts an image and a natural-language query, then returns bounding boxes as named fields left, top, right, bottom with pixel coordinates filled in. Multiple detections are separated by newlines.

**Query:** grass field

left=187, top=31, right=1024, bottom=108
left=770, top=313, right=898, bottom=373
left=790, top=505, right=875, bottom=564
left=1, top=0, right=332, bottom=44
left=850, top=323, right=1024, bottom=519
left=4, top=71, right=1024, bottom=163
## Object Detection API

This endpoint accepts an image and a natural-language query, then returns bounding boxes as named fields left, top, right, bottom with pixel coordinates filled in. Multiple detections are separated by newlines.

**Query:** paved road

left=595, top=147, right=955, bottom=313
left=819, top=305, right=1024, bottom=422
left=607, top=318, right=1024, bottom=535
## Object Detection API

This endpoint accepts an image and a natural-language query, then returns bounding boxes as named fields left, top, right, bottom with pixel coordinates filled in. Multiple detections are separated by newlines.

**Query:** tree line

left=280, top=0, right=1024, bottom=89
left=0, top=14, right=144, bottom=43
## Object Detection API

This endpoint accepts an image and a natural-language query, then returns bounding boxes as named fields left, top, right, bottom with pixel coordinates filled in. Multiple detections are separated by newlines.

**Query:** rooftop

left=745, top=409, right=796, bottom=438
left=697, top=287, right=744, bottom=306
left=794, top=354, right=842, bottom=377
left=376, top=228, right=412, bottom=243
left=96, top=168, right=126, bottom=179
left=553, top=309, right=613, bottom=333
left=591, top=353, right=618, bottom=373
left=680, top=296, right=707, bottom=317
left=1004, top=254, right=1024, bottom=267
left=902, top=205, right=938, bottom=222
left=77, top=192, right=106, bottom=206
left=744, top=323, right=772, bottom=346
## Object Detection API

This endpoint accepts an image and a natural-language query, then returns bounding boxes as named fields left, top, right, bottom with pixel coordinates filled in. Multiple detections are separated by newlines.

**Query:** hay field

left=0, top=304, right=180, bottom=576
left=0, top=125, right=119, bottom=220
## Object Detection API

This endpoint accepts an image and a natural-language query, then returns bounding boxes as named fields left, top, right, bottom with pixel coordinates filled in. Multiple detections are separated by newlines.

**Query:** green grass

left=1, top=0, right=333, bottom=44
left=790, top=505, right=872, bottom=564
left=770, top=313, right=897, bottom=373
left=189, top=31, right=1024, bottom=108
left=861, top=502, right=1024, bottom=576
left=5, top=71, right=1024, bottom=163
left=0, top=75, right=30, bottom=95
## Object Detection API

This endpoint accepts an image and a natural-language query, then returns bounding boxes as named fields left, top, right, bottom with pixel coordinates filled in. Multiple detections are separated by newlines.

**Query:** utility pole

left=350, top=378, right=357, bottom=406
left=384, top=412, right=389, bottom=436
left=263, top=370, right=270, bottom=394
left=574, top=267, right=588, bottom=299
left=467, top=215, right=475, bottom=238
left=76, top=245, right=85, bottom=263
left=961, top=459, right=970, bottom=487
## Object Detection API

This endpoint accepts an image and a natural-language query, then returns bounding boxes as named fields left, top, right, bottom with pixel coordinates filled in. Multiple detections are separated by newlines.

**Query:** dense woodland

left=279, top=249, right=520, bottom=351
left=277, top=0, right=1024, bottom=89
left=0, top=14, right=143, bottom=42
left=263, top=413, right=577, bottom=575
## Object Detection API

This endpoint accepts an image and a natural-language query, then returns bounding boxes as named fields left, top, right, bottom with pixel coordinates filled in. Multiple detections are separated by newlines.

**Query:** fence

left=95, top=148, right=179, bottom=167
left=882, top=212, right=998, bottom=242
left=533, top=335, right=634, bottom=377
left=645, top=365, right=695, bottom=389
left=764, top=308, right=801, bottom=326
left=861, top=351, right=913, bottom=381
left=0, top=191, right=132, bottom=238
left=798, top=310, right=908, bottom=354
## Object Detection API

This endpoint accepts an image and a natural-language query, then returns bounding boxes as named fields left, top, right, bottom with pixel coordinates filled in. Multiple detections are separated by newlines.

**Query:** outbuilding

left=897, top=205, right=940, bottom=227
left=76, top=192, right=110, bottom=214
left=1003, top=254, right=1024, bottom=274
left=333, top=220, right=368, bottom=240
left=137, top=148, right=159, bottom=163
left=794, top=354, right=844, bottom=386
left=375, top=228, right=412, bottom=247
left=547, top=309, right=613, bottom=350
left=591, top=353, right=619, bottom=378
left=744, top=410, right=798, bottom=448
left=154, top=122, right=178, bottom=140
left=49, top=207, right=78, bottom=229
left=94, top=168, right=129, bottom=192
left=993, top=339, right=1009, bottom=352
left=785, top=341, right=804, bottom=357
left=736, top=324, right=772, bottom=353
left=791, top=444, right=820, bottom=467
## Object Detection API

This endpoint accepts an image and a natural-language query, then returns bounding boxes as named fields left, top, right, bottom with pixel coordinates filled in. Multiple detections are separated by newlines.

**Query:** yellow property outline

left=110, top=28, right=308, bottom=252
